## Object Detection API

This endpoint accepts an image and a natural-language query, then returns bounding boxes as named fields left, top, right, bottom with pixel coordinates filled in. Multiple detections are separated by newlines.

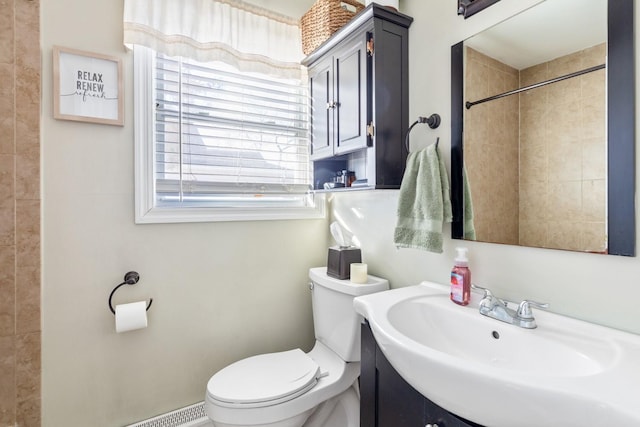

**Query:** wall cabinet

left=302, top=5, right=413, bottom=190
left=361, top=322, right=484, bottom=427
left=308, top=34, right=368, bottom=160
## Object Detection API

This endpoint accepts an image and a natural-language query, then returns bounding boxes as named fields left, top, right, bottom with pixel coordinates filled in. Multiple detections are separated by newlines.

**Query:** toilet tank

left=309, top=267, right=389, bottom=362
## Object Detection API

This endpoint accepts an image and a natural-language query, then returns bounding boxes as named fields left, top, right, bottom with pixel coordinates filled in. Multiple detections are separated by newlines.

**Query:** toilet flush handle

left=308, top=282, right=314, bottom=290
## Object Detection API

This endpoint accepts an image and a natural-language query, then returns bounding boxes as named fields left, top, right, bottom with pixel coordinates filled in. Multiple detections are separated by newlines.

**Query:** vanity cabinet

left=361, top=322, right=484, bottom=427
left=302, top=4, right=413, bottom=190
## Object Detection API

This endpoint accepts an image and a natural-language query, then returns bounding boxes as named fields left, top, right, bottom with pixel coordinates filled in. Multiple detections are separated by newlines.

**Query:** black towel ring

left=404, top=113, right=441, bottom=153
left=108, top=271, right=153, bottom=315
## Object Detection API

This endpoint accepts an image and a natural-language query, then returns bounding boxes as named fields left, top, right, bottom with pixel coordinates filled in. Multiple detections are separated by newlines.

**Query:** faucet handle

left=516, top=300, right=549, bottom=319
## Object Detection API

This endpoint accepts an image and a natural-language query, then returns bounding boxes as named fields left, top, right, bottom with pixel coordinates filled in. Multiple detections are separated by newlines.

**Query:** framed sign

left=53, top=46, right=124, bottom=126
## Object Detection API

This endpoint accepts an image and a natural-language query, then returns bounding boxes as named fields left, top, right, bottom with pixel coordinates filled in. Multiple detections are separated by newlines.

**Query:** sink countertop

left=354, top=281, right=640, bottom=427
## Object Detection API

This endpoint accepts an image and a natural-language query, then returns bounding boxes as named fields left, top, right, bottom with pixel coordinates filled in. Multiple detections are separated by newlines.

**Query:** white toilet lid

left=207, top=348, right=321, bottom=408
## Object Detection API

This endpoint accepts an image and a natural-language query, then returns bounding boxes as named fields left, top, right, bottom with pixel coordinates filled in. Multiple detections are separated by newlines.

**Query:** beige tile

left=518, top=105, right=542, bottom=143
left=15, top=0, right=40, bottom=71
left=466, top=47, right=486, bottom=65
left=15, top=151, right=39, bottom=200
left=15, top=102, right=40, bottom=156
left=16, top=332, right=40, bottom=402
left=15, top=65, right=40, bottom=109
left=519, top=142, right=547, bottom=184
left=0, top=201, right=15, bottom=247
left=522, top=62, right=550, bottom=86
left=0, top=335, right=16, bottom=426
left=581, top=68, right=606, bottom=100
left=519, top=181, right=548, bottom=222
left=15, top=200, right=39, bottom=268
left=546, top=100, right=581, bottom=144
left=548, top=139, right=582, bottom=181
left=466, top=60, right=491, bottom=100
left=582, top=43, right=606, bottom=68
left=581, top=222, right=607, bottom=253
left=582, top=138, right=606, bottom=180
left=549, top=77, right=581, bottom=105
left=485, top=54, right=510, bottom=74
left=0, top=64, right=14, bottom=96
left=582, top=94, right=606, bottom=141
left=0, top=246, right=15, bottom=337
left=0, top=0, right=14, bottom=64
left=0, top=154, right=15, bottom=203
left=519, top=220, right=547, bottom=248
left=16, top=396, right=40, bottom=427
left=547, top=220, right=582, bottom=251
left=15, top=264, right=39, bottom=334
left=547, top=180, right=582, bottom=221
left=582, top=179, right=606, bottom=222
left=548, top=50, right=583, bottom=78
left=0, top=96, right=14, bottom=154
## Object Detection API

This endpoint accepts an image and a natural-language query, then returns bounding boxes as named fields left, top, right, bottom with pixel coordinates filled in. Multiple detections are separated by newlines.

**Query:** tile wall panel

left=0, top=0, right=41, bottom=425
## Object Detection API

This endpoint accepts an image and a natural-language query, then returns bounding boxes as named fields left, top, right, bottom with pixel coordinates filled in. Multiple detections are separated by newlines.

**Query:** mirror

left=451, top=0, right=635, bottom=256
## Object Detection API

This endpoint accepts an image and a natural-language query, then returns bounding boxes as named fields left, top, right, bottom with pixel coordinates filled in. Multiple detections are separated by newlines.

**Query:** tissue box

left=327, top=246, right=362, bottom=279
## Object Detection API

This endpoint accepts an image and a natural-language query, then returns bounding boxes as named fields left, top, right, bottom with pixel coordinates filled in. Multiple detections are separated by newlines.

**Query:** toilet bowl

left=205, top=267, right=389, bottom=427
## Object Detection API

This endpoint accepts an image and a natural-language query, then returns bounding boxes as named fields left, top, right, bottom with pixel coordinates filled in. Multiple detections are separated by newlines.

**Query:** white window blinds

left=154, top=52, right=311, bottom=206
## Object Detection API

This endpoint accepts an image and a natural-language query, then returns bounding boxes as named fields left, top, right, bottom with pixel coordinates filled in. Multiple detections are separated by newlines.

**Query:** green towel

left=463, top=166, right=476, bottom=240
left=394, top=144, right=452, bottom=253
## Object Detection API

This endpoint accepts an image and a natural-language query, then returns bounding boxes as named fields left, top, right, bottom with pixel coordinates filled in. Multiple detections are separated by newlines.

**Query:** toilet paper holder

left=108, top=271, right=153, bottom=315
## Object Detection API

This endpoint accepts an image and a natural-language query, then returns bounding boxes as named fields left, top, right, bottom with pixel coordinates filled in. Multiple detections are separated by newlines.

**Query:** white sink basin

left=354, top=282, right=640, bottom=427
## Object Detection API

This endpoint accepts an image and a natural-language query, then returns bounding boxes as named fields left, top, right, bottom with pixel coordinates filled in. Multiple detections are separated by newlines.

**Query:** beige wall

left=0, top=0, right=41, bottom=426
left=464, top=47, right=520, bottom=244
left=41, top=1, right=327, bottom=426
left=519, top=43, right=607, bottom=251
left=332, top=0, right=640, bottom=336
left=4, top=0, right=637, bottom=426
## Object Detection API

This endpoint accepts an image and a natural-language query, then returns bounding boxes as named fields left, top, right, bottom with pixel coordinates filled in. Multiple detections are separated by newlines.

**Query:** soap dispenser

left=451, top=247, right=471, bottom=306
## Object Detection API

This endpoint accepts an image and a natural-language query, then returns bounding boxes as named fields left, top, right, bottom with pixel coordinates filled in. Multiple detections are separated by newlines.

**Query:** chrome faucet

left=472, top=285, right=548, bottom=329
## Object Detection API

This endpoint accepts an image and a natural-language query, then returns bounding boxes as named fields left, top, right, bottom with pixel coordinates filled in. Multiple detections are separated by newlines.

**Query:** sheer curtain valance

left=123, top=0, right=305, bottom=79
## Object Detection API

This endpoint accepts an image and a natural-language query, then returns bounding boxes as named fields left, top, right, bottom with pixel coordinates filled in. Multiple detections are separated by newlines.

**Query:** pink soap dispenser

left=450, top=247, right=471, bottom=306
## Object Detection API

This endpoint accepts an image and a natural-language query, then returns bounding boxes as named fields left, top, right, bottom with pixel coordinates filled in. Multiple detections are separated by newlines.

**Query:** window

left=134, top=46, right=323, bottom=223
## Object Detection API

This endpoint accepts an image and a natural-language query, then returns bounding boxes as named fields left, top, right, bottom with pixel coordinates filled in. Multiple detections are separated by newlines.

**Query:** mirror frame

left=451, top=0, right=635, bottom=256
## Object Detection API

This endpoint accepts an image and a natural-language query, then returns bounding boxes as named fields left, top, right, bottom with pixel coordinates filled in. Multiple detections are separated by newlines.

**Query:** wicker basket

left=300, top=0, right=365, bottom=55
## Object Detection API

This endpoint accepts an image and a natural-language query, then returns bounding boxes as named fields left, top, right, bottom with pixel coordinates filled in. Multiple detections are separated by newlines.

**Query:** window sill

left=134, top=199, right=326, bottom=224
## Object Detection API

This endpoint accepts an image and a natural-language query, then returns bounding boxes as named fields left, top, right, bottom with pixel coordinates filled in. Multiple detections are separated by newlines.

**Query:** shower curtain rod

left=465, top=63, right=606, bottom=110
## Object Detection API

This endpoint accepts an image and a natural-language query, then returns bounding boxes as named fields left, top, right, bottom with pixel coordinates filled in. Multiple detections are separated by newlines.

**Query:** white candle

left=350, top=263, right=368, bottom=284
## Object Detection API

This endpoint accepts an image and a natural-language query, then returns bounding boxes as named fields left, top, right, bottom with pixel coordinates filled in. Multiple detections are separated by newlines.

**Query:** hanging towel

left=463, top=167, right=476, bottom=240
left=394, top=144, right=452, bottom=253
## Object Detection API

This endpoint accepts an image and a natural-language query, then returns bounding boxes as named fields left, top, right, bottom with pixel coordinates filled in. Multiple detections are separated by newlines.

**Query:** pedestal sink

left=354, top=282, right=640, bottom=427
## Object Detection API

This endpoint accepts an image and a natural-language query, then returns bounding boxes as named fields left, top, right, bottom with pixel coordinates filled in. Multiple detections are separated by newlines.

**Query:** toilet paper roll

left=115, top=301, right=148, bottom=333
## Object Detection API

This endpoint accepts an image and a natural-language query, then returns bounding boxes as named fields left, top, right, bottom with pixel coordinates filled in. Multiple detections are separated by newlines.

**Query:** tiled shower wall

left=464, top=44, right=606, bottom=252
left=464, top=47, right=520, bottom=245
left=0, top=0, right=42, bottom=426
left=519, top=44, right=606, bottom=251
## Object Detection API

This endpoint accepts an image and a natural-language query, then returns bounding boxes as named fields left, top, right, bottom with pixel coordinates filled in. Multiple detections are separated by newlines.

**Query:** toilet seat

left=207, top=348, right=321, bottom=409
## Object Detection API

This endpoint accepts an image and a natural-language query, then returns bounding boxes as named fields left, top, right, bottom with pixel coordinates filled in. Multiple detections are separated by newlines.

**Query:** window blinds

left=153, top=53, right=311, bottom=205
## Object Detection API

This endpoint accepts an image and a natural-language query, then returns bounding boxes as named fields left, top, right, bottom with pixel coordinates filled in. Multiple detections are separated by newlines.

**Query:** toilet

left=205, top=267, right=389, bottom=427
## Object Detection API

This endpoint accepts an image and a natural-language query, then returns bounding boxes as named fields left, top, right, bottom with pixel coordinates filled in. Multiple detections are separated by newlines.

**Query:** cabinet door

left=361, top=322, right=485, bottom=427
left=376, top=346, right=428, bottom=426
left=334, top=35, right=368, bottom=155
left=309, top=55, right=334, bottom=160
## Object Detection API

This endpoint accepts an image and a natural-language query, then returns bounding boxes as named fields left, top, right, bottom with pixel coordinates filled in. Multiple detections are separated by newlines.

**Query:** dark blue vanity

left=361, top=322, right=483, bottom=427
